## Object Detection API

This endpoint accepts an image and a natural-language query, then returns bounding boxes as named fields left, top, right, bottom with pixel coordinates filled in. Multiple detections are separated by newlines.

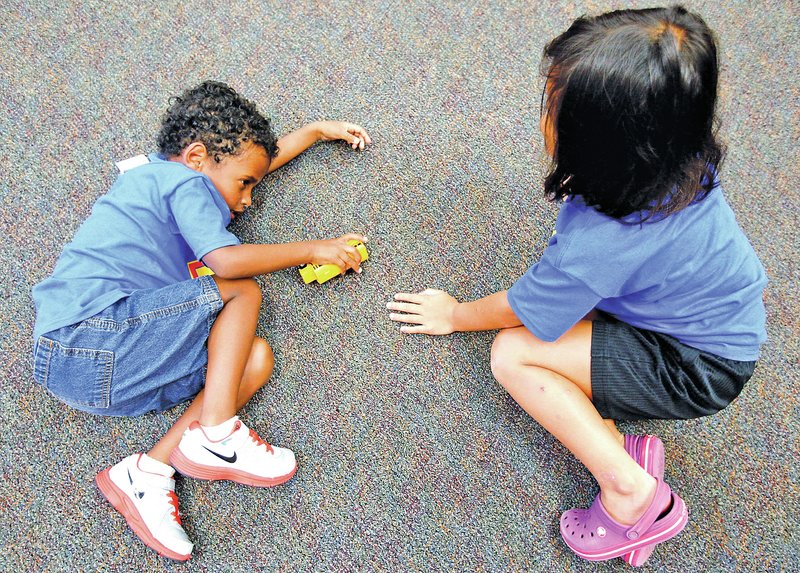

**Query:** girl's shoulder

left=558, top=188, right=729, bottom=242
left=551, top=190, right=731, bottom=275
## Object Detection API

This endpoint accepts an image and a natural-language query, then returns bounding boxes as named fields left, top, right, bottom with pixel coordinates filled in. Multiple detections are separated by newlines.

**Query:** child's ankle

left=199, top=416, right=239, bottom=441
left=600, top=474, right=659, bottom=525
left=138, top=453, right=175, bottom=477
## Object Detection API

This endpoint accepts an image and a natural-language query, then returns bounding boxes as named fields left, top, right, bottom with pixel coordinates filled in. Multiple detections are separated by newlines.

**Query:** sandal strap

left=625, top=479, right=670, bottom=540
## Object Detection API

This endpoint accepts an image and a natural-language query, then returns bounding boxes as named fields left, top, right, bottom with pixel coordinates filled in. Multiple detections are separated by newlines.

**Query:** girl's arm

left=202, top=234, right=367, bottom=279
left=387, top=289, right=522, bottom=335
left=267, top=121, right=372, bottom=173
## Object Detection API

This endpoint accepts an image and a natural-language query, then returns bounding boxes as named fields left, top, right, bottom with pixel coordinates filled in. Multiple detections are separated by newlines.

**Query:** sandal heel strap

left=626, top=479, right=670, bottom=540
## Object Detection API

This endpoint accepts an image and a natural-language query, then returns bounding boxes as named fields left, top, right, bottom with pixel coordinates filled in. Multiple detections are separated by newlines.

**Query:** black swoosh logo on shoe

left=127, top=469, right=145, bottom=499
left=202, top=446, right=237, bottom=463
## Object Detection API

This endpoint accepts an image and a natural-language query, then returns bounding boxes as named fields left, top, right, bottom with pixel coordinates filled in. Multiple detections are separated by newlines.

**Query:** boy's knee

left=249, top=337, right=274, bottom=384
left=214, top=276, right=262, bottom=305
left=242, top=277, right=262, bottom=303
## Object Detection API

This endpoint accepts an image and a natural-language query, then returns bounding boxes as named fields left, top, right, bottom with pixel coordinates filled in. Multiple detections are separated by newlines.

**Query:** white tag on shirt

left=115, top=154, right=150, bottom=174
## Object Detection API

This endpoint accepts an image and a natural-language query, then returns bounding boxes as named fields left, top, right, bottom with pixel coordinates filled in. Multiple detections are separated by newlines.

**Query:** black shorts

left=590, top=314, right=756, bottom=421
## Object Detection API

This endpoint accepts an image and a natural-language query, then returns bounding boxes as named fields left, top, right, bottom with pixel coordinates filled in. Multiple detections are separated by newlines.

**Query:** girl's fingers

left=393, top=292, right=426, bottom=304
left=388, top=312, right=425, bottom=325
left=386, top=301, right=422, bottom=314
left=399, top=324, right=430, bottom=334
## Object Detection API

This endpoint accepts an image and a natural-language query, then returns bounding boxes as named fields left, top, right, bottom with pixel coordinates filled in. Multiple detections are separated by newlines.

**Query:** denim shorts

left=33, top=275, right=223, bottom=416
left=591, top=313, right=756, bottom=421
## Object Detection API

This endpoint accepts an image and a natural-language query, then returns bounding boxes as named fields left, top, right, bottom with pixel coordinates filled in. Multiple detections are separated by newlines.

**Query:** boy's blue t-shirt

left=507, top=186, right=767, bottom=361
left=33, top=154, right=239, bottom=339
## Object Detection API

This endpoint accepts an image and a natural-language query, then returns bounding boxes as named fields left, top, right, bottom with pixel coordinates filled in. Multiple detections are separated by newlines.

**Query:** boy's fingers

left=348, top=126, right=371, bottom=145
left=340, top=233, right=368, bottom=244
left=343, top=245, right=363, bottom=264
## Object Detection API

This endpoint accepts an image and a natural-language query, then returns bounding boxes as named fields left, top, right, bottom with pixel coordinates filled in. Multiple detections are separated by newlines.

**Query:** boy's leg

left=490, top=323, right=664, bottom=525
left=147, top=276, right=268, bottom=463
left=147, top=335, right=273, bottom=464
left=161, top=276, right=296, bottom=487
left=97, top=277, right=287, bottom=560
left=200, top=276, right=263, bottom=425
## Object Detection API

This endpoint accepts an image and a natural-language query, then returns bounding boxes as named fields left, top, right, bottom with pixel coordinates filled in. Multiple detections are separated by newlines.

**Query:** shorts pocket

left=34, top=336, right=114, bottom=410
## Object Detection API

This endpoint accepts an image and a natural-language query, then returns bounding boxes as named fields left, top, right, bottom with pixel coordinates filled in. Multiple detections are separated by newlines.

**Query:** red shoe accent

left=96, top=469, right=191, bottom=561
left=169, top=448, right=297, bottom=487
left=248, top=428, right=274, bottom=454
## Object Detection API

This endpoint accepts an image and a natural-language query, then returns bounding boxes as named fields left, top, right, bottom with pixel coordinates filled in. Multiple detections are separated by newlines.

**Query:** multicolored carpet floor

left=1, top=1, right=797, bottom=571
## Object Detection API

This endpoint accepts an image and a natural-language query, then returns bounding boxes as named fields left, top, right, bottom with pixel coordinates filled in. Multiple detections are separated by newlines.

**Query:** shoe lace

left=248, top=428, right=274, bottom=454
left=166, top=490, right=182, bottom=525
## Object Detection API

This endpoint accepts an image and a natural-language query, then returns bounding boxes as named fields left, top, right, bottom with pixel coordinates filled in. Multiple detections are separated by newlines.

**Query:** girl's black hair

left=541, top=5, right=724, bottom=221
left=157, top=80, right=279, bottom=161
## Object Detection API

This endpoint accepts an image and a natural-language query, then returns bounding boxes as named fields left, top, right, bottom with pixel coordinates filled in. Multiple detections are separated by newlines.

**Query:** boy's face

left=200, top=143, right=271, bottom=218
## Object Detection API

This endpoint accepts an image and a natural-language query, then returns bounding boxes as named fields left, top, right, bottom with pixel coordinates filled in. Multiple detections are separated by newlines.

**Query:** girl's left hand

left=387, top=289, right=459, bottom=335
left=316, top=121, right=373, bottom=150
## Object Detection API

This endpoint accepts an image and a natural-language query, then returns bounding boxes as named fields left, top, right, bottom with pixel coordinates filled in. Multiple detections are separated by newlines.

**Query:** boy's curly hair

left=157, top=80, right=279, bottom=162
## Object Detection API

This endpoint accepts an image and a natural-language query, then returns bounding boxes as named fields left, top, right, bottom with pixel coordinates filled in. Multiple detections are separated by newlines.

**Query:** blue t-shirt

left=507, top=186, right=767, bottom=361
left=32, top=154, right=239, bottom=339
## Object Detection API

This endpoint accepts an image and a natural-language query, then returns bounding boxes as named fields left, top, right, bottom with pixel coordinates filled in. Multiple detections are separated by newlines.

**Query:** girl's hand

left=387, top=289, right=459, bottom=335
left=315, top=121, right=373, bottom=150
left=309, top=234, right=368, bottom=272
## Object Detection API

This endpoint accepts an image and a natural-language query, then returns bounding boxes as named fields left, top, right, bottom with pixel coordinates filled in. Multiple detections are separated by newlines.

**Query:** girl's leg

left=490, top=323, right=664, bottom=525
left=147, top=276, right=272, bottom=463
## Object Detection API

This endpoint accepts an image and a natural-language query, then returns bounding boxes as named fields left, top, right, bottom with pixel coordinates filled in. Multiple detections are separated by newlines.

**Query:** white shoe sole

left=169, top=448, right=297, bottom=487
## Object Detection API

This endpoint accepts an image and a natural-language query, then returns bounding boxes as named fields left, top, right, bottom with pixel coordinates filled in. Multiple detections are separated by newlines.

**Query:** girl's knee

left=490, top=328, right=529, bottom=382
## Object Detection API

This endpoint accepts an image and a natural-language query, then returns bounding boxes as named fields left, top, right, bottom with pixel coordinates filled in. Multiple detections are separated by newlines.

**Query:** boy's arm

left=268, top=121, right=372, bottom=173
left=387, top=289, right=521, bottom=335
left=203, top=234, right=366, bottom=279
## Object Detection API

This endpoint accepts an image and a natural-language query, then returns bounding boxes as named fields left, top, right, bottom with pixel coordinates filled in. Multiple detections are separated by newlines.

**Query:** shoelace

left=248, top=428, right=274, bottom=454
left=166, top=490, right=182, bottom=525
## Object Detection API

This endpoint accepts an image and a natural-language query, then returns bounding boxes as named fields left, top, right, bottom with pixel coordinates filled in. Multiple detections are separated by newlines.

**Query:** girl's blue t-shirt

left=32, top=154, right=239, bottom=339
left=507, top=186, right=767, bottom=361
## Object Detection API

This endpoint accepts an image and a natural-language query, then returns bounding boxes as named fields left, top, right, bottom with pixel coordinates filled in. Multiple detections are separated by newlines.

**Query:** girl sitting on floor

left=387, top=6, right=766, bottom=567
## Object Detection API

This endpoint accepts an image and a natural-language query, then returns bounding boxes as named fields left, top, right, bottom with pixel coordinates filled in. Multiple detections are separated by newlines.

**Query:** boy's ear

left=182, top=142, right=209, bottom=171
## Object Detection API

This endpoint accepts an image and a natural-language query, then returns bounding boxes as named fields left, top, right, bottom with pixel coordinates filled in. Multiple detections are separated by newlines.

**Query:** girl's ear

left=181, top=142, right=209, bottom=171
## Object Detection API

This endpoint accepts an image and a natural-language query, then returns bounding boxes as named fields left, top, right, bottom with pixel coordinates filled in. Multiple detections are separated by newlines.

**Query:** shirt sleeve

left=167, top=178, right=240, bottom=259
left=507, top=257, right=602, bottom=342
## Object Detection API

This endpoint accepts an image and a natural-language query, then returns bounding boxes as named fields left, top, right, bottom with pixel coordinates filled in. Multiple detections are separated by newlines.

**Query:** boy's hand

left=387, top=289, right=459, bottom=335
left=309, top=234, right=368, bottom=272
left=315, top=121, right=372, bottom=150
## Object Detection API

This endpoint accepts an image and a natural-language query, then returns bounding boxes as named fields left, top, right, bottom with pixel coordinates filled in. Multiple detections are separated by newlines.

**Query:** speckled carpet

left=1, top=1, right=798, bottom=571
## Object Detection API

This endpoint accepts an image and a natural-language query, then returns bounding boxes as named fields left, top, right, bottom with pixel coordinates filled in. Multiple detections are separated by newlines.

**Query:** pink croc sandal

left=560, top=479, right=688, bottom=562
left=622, top=435, right=665, bottom=567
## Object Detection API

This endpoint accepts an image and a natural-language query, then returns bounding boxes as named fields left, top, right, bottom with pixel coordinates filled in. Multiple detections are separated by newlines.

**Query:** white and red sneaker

left=169, top=417, right=297, bottom=487
left=96, top=454, right=192, bottom=561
